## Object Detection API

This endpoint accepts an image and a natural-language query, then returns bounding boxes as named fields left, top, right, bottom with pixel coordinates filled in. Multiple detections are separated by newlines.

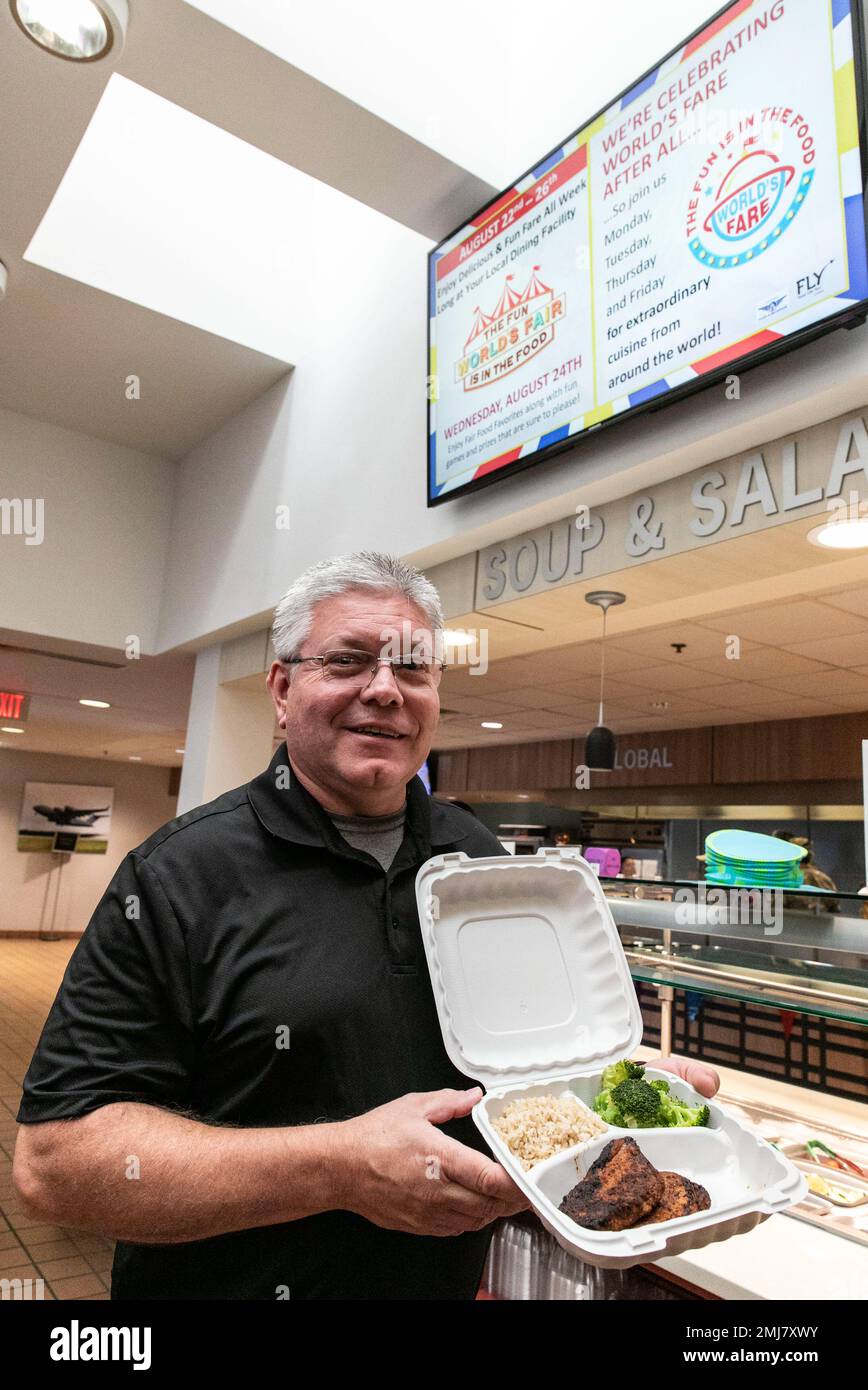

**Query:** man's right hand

left=338, top=1088, right=530, bottom=1236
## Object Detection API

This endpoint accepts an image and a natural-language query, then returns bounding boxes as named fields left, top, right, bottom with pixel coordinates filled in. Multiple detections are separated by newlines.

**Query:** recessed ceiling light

left=1, top=726, right=24, bottom=733
left=79, top=698, right=111, bottom=708
left=481, top=721, right=502, bottom=729
left=807, top=516, right=868, bottom=549
left=443, top=628, right=474, bottom=647
left=10, top=0, right=128, bottom=62
left=649, top=700, right=670, bottom=711
left=175, top=747, right=185, bottom=754
left=128, top=755, right=142, bottom=761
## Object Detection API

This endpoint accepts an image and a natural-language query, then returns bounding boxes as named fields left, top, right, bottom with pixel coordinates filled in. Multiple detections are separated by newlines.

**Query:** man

left=13, top=551, right=718, bottom=1299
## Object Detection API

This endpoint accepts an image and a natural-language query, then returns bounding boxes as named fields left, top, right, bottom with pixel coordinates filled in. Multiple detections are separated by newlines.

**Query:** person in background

left=620, top=857, right=638, bottom=879
left=775, top=831, right=839, bottom=913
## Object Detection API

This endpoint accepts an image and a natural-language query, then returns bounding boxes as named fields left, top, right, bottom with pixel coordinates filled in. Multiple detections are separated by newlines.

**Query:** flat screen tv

left=428, top=0, right=868, bottom=505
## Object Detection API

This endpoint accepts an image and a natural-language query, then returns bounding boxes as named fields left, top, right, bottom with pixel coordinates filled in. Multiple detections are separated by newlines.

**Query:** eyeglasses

left=283, top=648, right=447, bottom=689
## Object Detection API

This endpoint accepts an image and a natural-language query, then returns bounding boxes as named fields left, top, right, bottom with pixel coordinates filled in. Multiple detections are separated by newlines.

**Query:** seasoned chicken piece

left=558, top=1136, right=663, bottom=1231
left=645, top=1170, right=711, bottom=1223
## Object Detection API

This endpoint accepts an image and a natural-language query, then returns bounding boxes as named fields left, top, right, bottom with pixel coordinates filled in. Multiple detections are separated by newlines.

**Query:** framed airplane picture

left=18, top=783, right=114, bottom=853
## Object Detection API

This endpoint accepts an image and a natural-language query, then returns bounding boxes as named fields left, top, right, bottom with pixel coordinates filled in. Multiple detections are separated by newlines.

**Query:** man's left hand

left=647, top=1055, right=720, bottom=1098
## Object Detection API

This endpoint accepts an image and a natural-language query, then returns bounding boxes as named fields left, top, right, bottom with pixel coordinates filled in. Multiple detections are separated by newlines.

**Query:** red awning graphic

left=463, top=268, right=557, bottom=349
left=520, top=265, right=552, bottom=300
left=492, top=275, right=524, bottom=318
left=464, top=306, right=494, bottom=349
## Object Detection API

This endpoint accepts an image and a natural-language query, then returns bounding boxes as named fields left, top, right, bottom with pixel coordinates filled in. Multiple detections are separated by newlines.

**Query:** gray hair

left=271, top=550, right=444, bottom=660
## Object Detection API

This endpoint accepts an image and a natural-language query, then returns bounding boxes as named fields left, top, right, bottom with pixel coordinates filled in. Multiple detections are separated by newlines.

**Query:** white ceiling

left=434, top=519, right=868, bottom=749
left=436, top=589, right=868, bottom=748
left=26, top=73, right=371, bottom=363
left=6, top=525, right=868, bottom=767
left=183, top=0, right=711, bottom=187
left=0, top=0, right=491, bottom=457
left=0, top=631, right=194, bottom=765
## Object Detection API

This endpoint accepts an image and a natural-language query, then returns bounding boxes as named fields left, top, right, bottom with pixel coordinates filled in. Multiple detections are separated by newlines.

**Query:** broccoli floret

left=593, top=1059, right=695, bottom=1128
left=657, top=1095, right=710, bottom=1128
left=594, top=1059, right=657, bottom=1126
left=685, top=1102, right=710, bottom=1127
left=592, top=1091, right=622, bottom=1125
left=599, top=1058, right=645, bottom=1091
left=592, top=1061, right=711, bottom=1129
left=610, top=1077, right=666, bottom=1128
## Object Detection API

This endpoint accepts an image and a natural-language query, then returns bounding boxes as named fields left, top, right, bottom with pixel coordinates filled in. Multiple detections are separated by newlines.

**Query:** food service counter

left=636, top=1051, right=868, bottom=1300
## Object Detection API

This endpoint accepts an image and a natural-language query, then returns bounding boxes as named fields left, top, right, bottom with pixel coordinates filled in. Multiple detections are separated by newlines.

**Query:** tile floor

left=0, top=938, right=112, bottom=1299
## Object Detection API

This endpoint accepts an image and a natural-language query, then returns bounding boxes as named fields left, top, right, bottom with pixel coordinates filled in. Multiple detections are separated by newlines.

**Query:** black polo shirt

left=17, top=747, right=510, bottom=1300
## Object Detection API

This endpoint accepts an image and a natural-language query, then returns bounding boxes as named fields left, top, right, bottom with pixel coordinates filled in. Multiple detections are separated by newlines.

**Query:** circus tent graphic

left=464, top=304, right=494, bottom=350
left=457, top=266, right=565, bottom=390
left=464, top=267, right=553, bottom=348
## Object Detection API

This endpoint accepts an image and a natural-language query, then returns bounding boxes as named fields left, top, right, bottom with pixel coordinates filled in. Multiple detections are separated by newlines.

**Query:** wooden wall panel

left=437, top=713, right=868, bottom=794
left=465, top=739, right=573, bottom=792
left=432, top=748, right=468, bottom=793
left=572, top=728, right=712, bottom=787
left=713, top=712, right=868, bottom=784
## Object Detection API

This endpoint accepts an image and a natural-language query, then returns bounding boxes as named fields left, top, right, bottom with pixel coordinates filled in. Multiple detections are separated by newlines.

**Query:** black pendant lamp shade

left=585, top=722, right=616, bottom=771
left=583, top=590, right=626, bottom=772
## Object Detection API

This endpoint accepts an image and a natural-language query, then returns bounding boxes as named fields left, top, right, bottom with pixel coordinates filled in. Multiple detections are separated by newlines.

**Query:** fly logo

left=50, top=1320, right=151, bottom=1371
left=797, top=258, right=834, bottom=298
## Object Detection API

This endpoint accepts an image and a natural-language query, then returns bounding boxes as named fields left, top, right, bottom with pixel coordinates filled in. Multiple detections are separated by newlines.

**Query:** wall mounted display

left=428, top=0, right=868, bottom=504
left=18, top=783, right=114, bottom=853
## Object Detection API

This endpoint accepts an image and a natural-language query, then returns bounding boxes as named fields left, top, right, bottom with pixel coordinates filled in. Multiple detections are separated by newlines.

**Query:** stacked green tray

left=705, top=829, right=806, bottom=888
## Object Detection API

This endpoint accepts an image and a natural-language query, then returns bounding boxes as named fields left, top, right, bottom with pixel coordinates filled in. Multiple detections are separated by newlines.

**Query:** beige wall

left=0, top=749, right=177, bottom=935
left=0, top=405, right=176, bottom=653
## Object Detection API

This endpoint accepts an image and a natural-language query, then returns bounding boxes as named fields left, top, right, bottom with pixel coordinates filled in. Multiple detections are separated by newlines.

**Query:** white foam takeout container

left=415, top=846, right=807, bottom=1269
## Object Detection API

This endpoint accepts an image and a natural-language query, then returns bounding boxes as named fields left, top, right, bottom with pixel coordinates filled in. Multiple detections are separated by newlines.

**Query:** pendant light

left=584, top=590, right=626, bottom=771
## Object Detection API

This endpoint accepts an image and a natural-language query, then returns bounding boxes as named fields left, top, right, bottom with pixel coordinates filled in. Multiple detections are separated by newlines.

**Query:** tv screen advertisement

left=427, top=0, right=868, bottom=505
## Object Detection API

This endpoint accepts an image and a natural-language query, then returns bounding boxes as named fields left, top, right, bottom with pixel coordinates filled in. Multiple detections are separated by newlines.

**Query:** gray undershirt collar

left=327, top=801, right=407, bottom=871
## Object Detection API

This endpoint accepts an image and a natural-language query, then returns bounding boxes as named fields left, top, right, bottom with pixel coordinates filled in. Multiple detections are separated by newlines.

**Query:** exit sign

left=0, top=690, right=29, bottom=721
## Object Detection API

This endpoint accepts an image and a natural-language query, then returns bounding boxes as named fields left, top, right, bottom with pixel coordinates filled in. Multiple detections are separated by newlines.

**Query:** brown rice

left=491, top=1093, right=607, bottom=1170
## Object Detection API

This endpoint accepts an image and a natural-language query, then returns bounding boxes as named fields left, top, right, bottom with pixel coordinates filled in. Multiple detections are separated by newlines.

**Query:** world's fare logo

left=686, top=110, right=815, bottom=270
left=455, top=267, right=565, bottom=391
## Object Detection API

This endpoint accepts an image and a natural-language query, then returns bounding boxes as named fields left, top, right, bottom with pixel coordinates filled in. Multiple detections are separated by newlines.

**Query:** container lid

left=415, top=846, right=644, bottom=1089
